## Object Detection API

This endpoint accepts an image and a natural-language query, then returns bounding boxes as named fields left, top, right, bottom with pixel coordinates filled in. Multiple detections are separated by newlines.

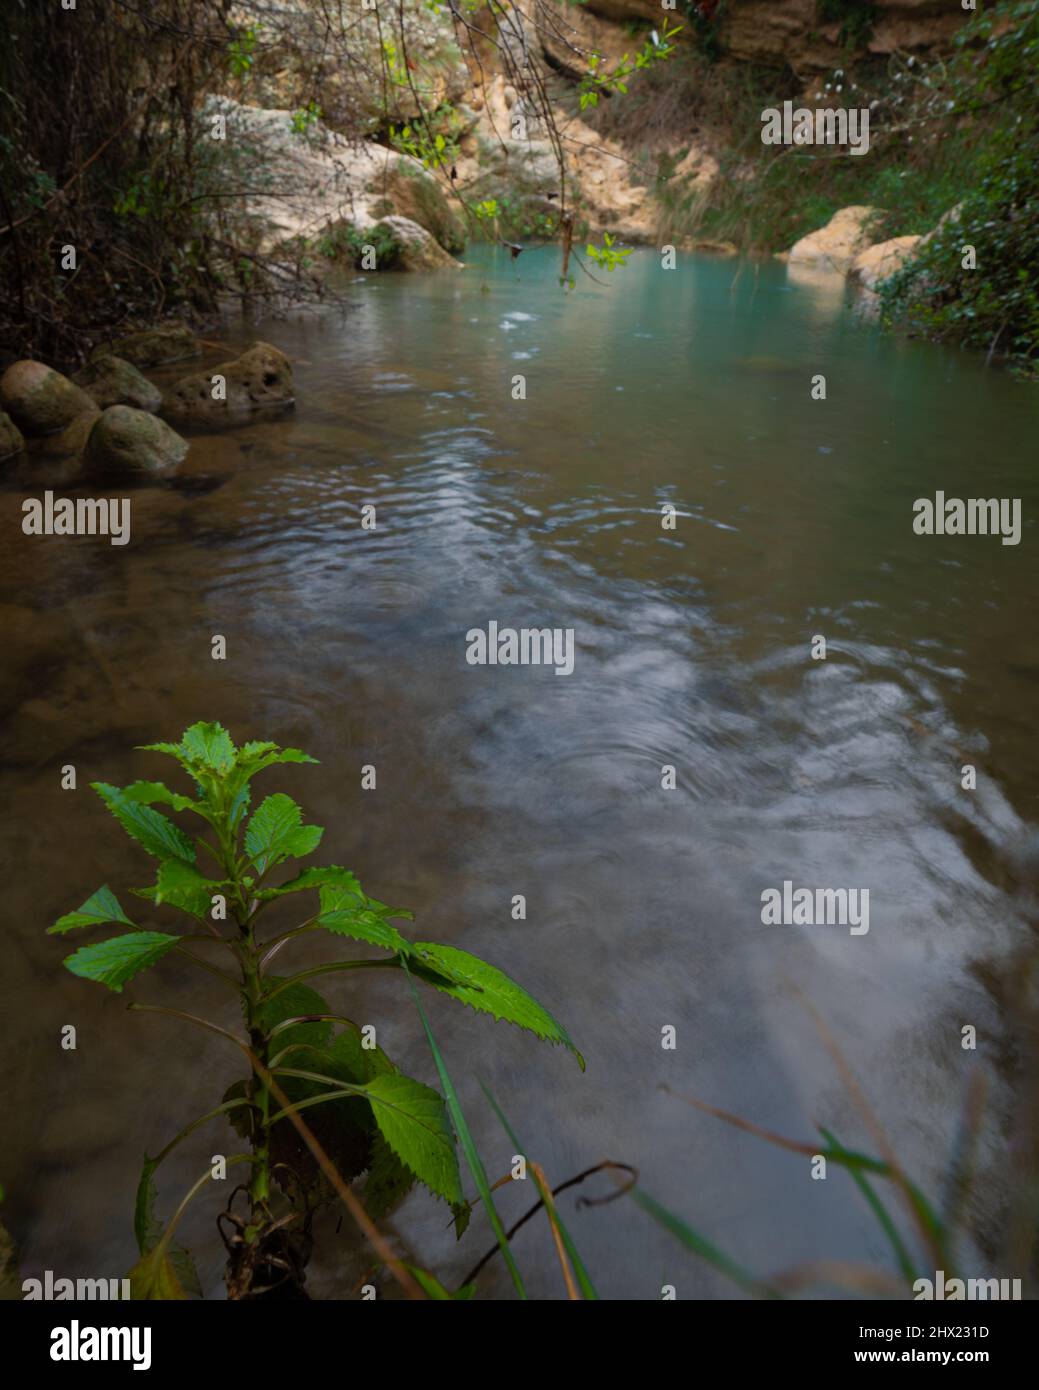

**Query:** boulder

left=0, top=361, right=96, bottom=436
left=0, top=411, right=24, bottom=461
left=99, top=323, right=200, bottom=368
left=375, top=216, right=462, bottom=272
left=84, top=406, right=188, bottom=478
left=162, top=341, right=294, bottom=425
left=849, top=235, right=922, bottom=292
left=787, top=206, right=882, bottom=273
left=368, top=163, right=466, bottom=254
left=73, top=354, right=162, bottom=412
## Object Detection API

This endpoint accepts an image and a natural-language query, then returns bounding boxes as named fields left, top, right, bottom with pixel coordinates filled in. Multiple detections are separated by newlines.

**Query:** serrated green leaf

left=245, top=793, right=322, bottom=874
left=63, top=931, right=181, bottom=993
left=132, top=1158, right=202, bottom=1297
left=413, top=942, right=583, bottom=1068
left=364, top=1072, right=463, bottom=1207
left=155, top=859, right=225, bottom=921
left=127, top=1245, right=187, bottom=1300
left=257, top=865, right=362, bottom=902
left=48, top=885, right=136, bottom=935
left=317, top=906, right=412, bottom=954
left=92, top=783, right=195, bottom=864
left=228, top=745, right=319, bottom=802
left=363, top=1132, right=416, bottom=1220
left=121, top=781, right=201, bottom=815
left=256, top=980, right=333, bottom=1055
left=179, top=721, right=236, bottom=773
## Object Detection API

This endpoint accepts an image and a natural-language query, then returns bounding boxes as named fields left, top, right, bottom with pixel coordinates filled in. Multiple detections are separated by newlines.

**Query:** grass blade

left=479, top=1078, right=600, bottom=1300
left=630, top=1187, right=780, bottom=1298
left=401, top=958, right=527, bottom=1299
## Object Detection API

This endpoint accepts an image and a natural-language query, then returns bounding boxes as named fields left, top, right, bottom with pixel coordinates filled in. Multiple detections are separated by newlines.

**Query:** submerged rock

left=0, top=361, right=96, bottom=436
left=786, top=206, right=881, bottom=274
left=161, top=341, right=294, bottom=426
left=0, top=410, right=24, bottom=460
left=84, top=405, right=188, bottom=478
left=73, top=354, right=163, bottom=412
left=99, top=323, right=200, bottom=369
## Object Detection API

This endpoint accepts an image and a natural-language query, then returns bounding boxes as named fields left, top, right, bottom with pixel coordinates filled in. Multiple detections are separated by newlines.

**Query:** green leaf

left=257, top=865, right=362, bottom=902
left=412, top=942, right=583, bottom=1068
left=63, top=931, right=181, bottom=993
left=245, top=793, right=323, bottom=874
left=179, top=721, right=237, bottom=773
left=256, top=980, right=333, bottom=1055
left=127, top=1245, right=187, bottom=1300
left=132, top=1158, right=202, bottom=1297
left=317, top=903, right=412, bottom=954
left=155, top=859, right=225, bottom=921
left=364, top=1073, right=463, bottom=1208
left=92, top=783, right=195, bottom=864
left=630, top=1187, right=774, bottom=1296
left=48, top=885, right=136, bottom=935
left=121, top=781, right=202, bottom=815
left=401, top=960, right=526, bottom=1298
left=363, top=1132, right=416, bottom=1219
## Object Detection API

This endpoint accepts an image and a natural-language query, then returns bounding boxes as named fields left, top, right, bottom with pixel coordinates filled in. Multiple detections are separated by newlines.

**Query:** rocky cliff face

left=717, top=0, right=963, bottom=75
left=579, top=0, right=962, bottom=75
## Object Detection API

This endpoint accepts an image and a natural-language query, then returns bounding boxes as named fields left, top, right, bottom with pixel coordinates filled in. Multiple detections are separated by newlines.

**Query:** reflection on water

left=2, top=246, right=1038, bottom=1299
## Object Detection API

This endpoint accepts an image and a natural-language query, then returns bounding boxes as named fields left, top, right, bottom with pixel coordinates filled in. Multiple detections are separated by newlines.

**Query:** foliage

left=586, top=233, right=632, bottom=273
left=50, top=722, right=579, bottom=1298
left=876, top=1, right=1039, bottom=373
left=817, top=0, right=876, bottom=51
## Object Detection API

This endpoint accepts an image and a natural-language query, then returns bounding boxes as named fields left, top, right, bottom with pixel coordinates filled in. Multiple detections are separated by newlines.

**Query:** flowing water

left=3, top=245, right=1038, bottom=1299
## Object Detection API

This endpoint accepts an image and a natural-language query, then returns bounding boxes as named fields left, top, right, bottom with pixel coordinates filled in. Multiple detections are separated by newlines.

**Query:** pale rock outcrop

left=85, top=405, right=188, bottom=478
left=73, top=355, right=162, bottom=412
left=376, top=216, right=464, bottom=272
left=849, top=235, right=922, bottom=291
left=162, top=342, right=294, bottom=426
left=787, top=206, right=882, bottom=273
left=205, top=97, right=464, bottom=263
left=0, top=361, right=95, bottom=437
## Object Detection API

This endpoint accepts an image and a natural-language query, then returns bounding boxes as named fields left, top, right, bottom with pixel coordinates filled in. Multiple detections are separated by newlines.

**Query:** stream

left=3, top=244, right=1038, bottom=1299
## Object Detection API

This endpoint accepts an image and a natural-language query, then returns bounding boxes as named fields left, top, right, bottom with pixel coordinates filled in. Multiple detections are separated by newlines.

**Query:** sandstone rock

left=100, top=323, right=200, bottom=369
left=0, top=411, right=24, bottom=460
left=162, top=342, right=294, bottom=425
left=787, top=206, right=882, bottom=274
left=84, top=406, right=188, bottom=478
left=73, top=354, right=162, bottom=412
left=375, top=217, right=462, bottom=271
left=849, top=235, right=922, bottom=291
left=367, top=163, right=466, bottom=254
left=0, top=361, right=96, bottom=436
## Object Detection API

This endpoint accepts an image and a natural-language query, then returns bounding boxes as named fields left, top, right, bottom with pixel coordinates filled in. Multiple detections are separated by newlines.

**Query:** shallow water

left=3, top=245, right=1038, bottom=1299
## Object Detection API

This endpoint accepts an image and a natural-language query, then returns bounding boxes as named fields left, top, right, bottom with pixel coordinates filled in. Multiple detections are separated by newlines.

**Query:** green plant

left=586, top=232, right=632, bottom=273
left=579, top=25, right=684, bottom=111
left=49, top=722, right=581, bottom=1299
